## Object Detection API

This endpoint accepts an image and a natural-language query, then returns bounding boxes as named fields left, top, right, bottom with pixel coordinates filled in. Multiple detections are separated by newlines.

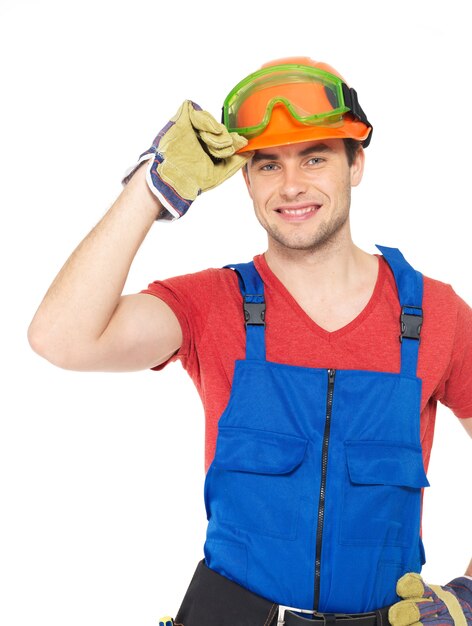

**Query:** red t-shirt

left=142, top=254, right=472, bottom=473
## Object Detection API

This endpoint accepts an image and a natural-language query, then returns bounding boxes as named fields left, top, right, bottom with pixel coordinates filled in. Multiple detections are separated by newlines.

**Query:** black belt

left=174, top=560, right=391, bottom=626
left=283, top=608, right=389, bottom=626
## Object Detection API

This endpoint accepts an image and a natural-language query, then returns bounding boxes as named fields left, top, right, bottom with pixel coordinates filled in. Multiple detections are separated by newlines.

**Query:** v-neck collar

left=253, top=253, right=387, bottom=341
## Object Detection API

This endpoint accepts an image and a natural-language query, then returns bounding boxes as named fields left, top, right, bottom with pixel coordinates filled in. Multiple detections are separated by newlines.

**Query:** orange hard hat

left=222, top=56, right=372, bottom=152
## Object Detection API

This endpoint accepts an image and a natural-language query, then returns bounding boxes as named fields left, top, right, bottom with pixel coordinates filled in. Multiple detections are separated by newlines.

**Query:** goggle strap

left=341, top=84, right=371, bottom=128
left=341, top=83, right=373, bottom=147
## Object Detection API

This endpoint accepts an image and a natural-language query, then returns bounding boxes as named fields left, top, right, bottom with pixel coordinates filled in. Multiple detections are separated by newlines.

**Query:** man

left=28, top=57, right=472, bottom=625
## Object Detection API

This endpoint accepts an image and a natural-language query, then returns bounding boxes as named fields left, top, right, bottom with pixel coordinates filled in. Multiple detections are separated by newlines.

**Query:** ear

left=242, top=164, right=254, bottom=200
left=350, top=147, right=365, bottom=187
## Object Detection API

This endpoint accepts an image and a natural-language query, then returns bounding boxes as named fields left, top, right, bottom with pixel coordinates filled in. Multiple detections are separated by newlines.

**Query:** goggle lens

left=224, top=65, right=350, bottom=137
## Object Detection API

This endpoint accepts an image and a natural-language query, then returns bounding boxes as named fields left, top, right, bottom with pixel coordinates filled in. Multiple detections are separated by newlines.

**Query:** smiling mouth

left=275, top=205, right=321, bottom=215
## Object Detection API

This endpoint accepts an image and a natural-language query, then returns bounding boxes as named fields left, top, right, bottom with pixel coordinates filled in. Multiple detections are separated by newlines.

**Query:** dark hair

left=343, top=138, right=362, bottom=166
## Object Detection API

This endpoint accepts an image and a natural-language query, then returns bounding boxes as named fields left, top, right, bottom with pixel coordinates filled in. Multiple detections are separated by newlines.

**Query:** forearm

left=466, top=558, right=472, bottom=577
left=28, top=164, right=162, bottom=367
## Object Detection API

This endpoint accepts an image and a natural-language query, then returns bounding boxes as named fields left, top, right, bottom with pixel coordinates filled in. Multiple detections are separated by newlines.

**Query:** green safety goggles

left=222, top=63, right=371, bottom=145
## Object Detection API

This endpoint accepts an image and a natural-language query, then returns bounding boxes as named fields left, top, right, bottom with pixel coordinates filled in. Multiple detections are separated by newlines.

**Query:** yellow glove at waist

left=389, top=572, right=472, bottom=626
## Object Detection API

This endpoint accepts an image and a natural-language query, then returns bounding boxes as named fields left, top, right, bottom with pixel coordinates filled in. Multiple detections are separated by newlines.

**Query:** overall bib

left=202, top=246, right=429, bottom=615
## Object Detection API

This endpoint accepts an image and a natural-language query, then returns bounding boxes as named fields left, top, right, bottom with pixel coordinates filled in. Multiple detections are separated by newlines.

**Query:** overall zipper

left=314, top=368, right=336, bottom=610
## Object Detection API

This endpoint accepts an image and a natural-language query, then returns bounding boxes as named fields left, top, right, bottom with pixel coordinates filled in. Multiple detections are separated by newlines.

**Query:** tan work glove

left=122, top=100, right=252, bottom=221
left=389, top=572, right=472, bottom=626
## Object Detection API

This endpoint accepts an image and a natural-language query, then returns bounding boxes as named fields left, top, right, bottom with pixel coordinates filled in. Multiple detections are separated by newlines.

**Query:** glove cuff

left=447, top=577, right=472, bottom=609
left=148, top=155, right=192, bottom=221
left=121, top=150, right=154, bottom=186
left=121, top=152, right=192, bottom=222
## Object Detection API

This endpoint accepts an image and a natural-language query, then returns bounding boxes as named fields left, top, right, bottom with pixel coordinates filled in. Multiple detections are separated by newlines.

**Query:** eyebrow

left=251, top=143, right=334, bottom=163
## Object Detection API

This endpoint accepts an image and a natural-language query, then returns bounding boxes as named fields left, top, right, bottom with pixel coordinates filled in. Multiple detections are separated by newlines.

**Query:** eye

left=260, top=162, right=279, bottom=171
left=307, top=156, right=325, bottom=165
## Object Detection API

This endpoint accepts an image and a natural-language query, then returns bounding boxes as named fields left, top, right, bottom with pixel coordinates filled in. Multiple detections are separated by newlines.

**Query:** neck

left=264, top=236, right=376, bottom=299
left=264, top=232, right=366, bottom=289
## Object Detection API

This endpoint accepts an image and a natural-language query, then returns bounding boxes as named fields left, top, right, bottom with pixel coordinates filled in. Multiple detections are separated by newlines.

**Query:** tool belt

left=174, top=561, right=392, bottom=626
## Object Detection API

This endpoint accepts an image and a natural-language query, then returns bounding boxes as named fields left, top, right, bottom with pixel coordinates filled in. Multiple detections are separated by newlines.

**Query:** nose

left=278, top=163, right=308, bottom=201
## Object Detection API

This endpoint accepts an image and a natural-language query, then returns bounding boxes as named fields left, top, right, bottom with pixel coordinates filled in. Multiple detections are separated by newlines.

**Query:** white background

left=1, top=0, right=471, bottom=624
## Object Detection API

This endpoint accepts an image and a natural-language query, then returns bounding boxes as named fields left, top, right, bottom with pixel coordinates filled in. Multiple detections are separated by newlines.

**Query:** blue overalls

left=203, top=246, right=429, bottom=614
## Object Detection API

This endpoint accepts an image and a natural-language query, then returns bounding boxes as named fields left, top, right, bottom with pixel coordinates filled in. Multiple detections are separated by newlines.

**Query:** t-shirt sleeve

left=434, top=288, right=472, bottom=418
left=140, top=268, right=215, bottom=372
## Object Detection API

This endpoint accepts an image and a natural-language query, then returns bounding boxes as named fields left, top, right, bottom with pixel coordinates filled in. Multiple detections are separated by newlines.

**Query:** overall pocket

left=206, top=427, right=308, bottom=540
left=340, top=440, right=430, bottom=547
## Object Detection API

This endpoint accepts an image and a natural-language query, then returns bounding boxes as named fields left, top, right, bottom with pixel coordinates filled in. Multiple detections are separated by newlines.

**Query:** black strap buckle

left=243, top=300, right=266, bottom=326
left=400, top=306, right=423, bottom=342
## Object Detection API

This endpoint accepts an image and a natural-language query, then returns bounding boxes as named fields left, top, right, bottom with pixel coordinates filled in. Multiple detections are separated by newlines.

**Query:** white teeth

left=280, top=206, right=318, bottom=215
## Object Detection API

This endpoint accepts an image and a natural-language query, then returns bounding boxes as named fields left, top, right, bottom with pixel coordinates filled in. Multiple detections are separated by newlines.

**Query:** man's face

left=243, top=139, right=364, bottom=253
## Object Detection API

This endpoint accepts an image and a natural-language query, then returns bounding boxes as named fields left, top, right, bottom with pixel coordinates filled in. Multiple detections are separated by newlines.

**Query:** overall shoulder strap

left=375, top=245, right=423, bottom=377
left=223, top=261, right=266, bottom=361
